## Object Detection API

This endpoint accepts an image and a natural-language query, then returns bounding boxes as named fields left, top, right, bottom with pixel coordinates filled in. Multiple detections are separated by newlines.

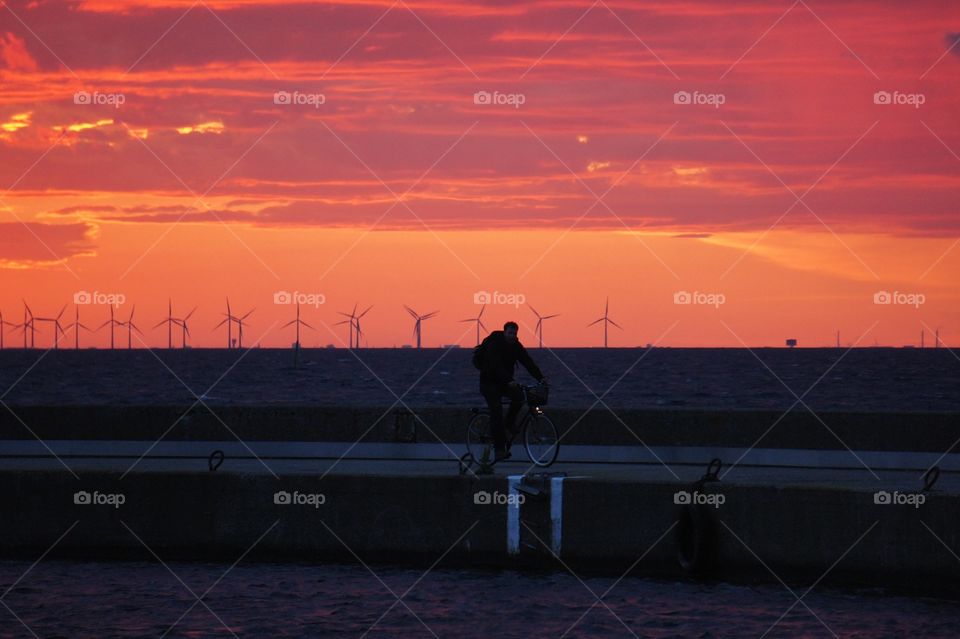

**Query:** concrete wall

left=3, top=469, right=956, bottom=592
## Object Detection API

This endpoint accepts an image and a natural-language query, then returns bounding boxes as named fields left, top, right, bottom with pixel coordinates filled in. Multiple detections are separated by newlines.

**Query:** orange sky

left=1, top=0, right=958, bottom=347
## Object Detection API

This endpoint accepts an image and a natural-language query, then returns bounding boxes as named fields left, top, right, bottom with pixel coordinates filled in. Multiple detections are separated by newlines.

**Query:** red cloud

left=0, top=32, right=37, bottom=72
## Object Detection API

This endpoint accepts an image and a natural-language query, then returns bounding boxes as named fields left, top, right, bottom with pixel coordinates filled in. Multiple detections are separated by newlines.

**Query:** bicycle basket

left=527, top=385, right=549, bottom=407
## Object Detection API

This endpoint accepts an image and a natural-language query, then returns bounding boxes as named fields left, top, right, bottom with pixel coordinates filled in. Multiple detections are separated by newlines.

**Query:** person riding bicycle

left=476, top=321, right=548, bottom=461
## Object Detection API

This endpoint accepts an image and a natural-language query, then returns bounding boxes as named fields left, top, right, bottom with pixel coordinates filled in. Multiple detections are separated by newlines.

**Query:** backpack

left=472, top=335, right=490, bottom=370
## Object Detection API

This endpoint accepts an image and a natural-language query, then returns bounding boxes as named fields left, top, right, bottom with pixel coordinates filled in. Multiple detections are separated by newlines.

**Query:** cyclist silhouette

left=476, top=321, right=547, bottom=461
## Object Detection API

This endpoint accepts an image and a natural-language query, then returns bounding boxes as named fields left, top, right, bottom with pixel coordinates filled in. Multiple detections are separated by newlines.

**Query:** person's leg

left=503, top=384, right=525, bottom=437
left=480, top=382, right=506, bottom=452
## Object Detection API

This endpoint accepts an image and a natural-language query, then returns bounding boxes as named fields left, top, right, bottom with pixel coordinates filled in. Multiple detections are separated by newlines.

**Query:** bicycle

left=465, top=383, right=560, bottom=468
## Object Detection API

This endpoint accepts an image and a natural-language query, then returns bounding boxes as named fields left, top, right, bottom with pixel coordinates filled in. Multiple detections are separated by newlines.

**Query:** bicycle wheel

left=466, top=412, right=493, bottom=461
left=524, top=412, right=559, bottom=467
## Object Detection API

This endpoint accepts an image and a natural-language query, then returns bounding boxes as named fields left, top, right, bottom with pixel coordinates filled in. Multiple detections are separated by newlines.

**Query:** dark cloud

left=0, top=221, right=96, bottom=264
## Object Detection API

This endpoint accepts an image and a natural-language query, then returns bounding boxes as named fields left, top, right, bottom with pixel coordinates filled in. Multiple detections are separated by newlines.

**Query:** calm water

left=1, top=347, right=958, bottom=411
left=1, top=561, right=959, bottom=638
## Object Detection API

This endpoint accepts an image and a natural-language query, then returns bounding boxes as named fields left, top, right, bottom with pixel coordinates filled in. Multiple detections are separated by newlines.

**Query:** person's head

left=503, top=321, right=518, bottom=342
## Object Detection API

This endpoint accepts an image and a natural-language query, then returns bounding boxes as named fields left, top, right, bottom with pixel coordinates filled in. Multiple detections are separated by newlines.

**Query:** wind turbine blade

left=403, top=305, right=418, bottom=319
left=478, top=320, right=486, bottom=331
left=586, top=318, right=604, bottom=327
left=240, top=310, right=254, bottom=320
left=422, top=311, right=439, bottom=319
left=528, top=304, right=540, bottom=318
left=478, top=305, right=485, bottom=319
left=358, top=305, right=373, bottom=318
left=302, top=321, right=315, bottom=330
left=184, top=307, right=197, bottom=321
left=544, top=314, right=560, bottom=319
left=281, top=320, right=296, bottom=328
left=56, top=305, right=66, bottom=320
left=214, top=318, right=228, bottom=329
left=333, top=320, right=350, bottom=326
left=608, top=318, right=623, bottom=330
left=153, top=319, right=168, bottom=329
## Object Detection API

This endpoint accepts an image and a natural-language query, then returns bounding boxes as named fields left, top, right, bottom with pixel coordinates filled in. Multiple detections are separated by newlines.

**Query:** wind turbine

left=156, top=300, right=196, bottom=349
left=353, top=305, right=373, bottom=348
left=335, top=304, right=358, bottom=349
left=20, top=301, right=36, bottom=348
left=0, top=310, right=18, bottom=350
left=155, top=299, right=177, bottom=349
left=587, top=297, right=621, bottom=348
left=404, top=305, right=438, bottom=349
left=178, top=307, right=197, bottom=349
left=121, top=306, right=142, bottom=349
left=98, top=306, right=125, bottom=350
left=529, top=303, right=559, bottom=348
left=29, top=304, right=67, bottom=349
left=282, top=302, right=314, bottom=348
left=234, top=308, right=254, bottom=349
left=214, top=298, right=241, bottom=348
left=43, top=305, right=68, bottom=349
left=461, top=305, right=487, bottom=346
left=66, top=306, right=93, bottom=350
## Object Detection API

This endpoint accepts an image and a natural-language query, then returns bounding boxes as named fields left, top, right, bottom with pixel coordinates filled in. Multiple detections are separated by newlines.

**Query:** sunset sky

left=1, top=0, right=958, bottom=348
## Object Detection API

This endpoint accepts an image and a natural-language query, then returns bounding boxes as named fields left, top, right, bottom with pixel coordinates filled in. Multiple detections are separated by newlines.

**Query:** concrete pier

left=1, top=404, right=957, bottom=593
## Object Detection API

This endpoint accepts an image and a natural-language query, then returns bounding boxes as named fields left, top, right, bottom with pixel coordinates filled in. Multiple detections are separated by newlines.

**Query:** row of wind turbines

left=0, top=298, right=625, bottom=350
